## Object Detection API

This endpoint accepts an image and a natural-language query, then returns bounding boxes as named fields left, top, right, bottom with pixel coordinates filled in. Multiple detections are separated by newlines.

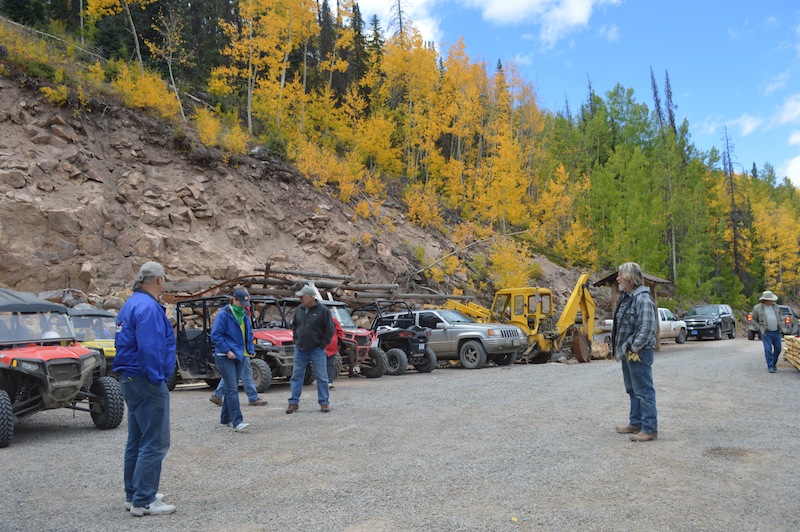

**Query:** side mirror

left=435, top=322, right=447, bottom=330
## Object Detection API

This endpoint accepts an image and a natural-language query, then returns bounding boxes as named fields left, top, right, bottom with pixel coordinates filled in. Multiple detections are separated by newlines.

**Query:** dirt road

left=1, top=337, right=798, bottom=531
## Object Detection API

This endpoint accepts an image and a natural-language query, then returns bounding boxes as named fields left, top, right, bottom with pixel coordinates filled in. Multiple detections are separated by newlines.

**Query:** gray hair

left=133, top=261, right=166, bottom=290
left=617, top=262, right=644, bottom=288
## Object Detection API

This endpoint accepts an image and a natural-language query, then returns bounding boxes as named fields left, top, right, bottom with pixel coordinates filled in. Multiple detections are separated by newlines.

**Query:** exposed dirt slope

left=0, top=76, right=601, bottom=311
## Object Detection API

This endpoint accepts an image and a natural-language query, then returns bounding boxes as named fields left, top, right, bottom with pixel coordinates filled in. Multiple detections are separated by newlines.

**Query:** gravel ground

left=1, top=338, right=799, bottom=532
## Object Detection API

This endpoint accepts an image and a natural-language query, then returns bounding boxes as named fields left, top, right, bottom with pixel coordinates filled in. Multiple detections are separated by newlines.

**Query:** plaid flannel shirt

left=612, top=285, right=657, bottom=360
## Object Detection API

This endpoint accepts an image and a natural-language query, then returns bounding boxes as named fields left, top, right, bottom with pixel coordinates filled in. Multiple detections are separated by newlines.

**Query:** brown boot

left=286, top=403, right=299, bottom=414
left=209, top=394, right=222, bottom=406
left=615, top=425, right=641, bottom=434
left=248, top=398, right=267, bottom=406
left=630, top=431, right=657, bottom=442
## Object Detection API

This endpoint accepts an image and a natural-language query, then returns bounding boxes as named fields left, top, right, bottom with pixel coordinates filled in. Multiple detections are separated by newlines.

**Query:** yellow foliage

left=288, top=136, right=362, bottom=202
left=194, top=108, right=221, bottom=147
left=354, top=200, right=371, bottom=220
left=41, top=69, right=68, bottom=106
left=487, top=238, right=533, bottom=288
left=451, top=222, right=494, bottom=248
left=362, top=232, right=373, bottom=245
left=429, top=266, right=445, bottom=283
left=553, top=218, right=597, bottom=267
left=220, top=122, right=250, bottom=158
left=109, top=60, right=179, bottom=118
left=442, top=255, right=464, bottom=277
left=403, top=183, right=444, bottom=229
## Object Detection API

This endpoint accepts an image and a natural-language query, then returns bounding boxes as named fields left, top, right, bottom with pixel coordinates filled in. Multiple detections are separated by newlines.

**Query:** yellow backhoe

left=445, top=273, right=596, bottom=363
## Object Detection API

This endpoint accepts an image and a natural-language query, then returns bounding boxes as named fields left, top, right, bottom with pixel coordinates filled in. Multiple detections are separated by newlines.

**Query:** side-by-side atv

left=0, top=289, right=124, bottom=448
left=172, top=295, right=311, bottom=392
left=351, top=300, right=435, bottom=376
left=67, top=305, right=118, bottom=377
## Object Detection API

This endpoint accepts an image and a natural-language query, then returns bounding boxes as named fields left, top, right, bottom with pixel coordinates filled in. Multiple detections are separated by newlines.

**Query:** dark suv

left=683, top=304, right=736, bottom=340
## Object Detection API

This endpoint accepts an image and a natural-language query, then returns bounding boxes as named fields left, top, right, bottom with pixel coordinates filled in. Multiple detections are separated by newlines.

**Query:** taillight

left=425, top=329, right=431, bottom=338
left=747, top=313, right=753, bottom=323
left=398, top=331, right=413, bottom=338
left=785, top=316, right=791, bottom=326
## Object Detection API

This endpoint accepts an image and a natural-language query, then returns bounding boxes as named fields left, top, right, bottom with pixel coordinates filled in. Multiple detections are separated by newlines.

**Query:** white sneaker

left=329, top=382, right=334, bottom=389
left=233, top=422, right=250, bottom=432
left=130, top=498, right=175, bottom=516
left=125, top=492, right=163, bottom=511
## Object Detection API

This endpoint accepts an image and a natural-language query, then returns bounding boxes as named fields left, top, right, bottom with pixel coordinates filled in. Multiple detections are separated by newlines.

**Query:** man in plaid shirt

left=611, top=262, right=659, bottom=442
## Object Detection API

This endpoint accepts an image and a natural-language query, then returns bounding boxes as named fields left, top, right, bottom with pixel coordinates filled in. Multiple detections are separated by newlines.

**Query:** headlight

left=82, top=356, right=99, bottom=371
left=18, top=360, right=40, bottom=372
left=487, top=329, right=499, bottom=337
left=256, top=339, right=273, bottom=347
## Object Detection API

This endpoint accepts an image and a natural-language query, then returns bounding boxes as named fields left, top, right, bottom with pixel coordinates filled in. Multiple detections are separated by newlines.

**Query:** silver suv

left=386, top=309, right=528, bottom=369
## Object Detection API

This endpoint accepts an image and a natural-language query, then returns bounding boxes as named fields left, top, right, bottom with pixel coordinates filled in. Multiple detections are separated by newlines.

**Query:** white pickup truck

left=659, top=307, right=687, bottom=343
left=595, top=307, right=687, bottom=345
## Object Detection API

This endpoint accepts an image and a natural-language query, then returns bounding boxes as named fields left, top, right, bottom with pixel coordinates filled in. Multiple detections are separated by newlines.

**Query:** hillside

left=0, top=76, right=599, bottom=312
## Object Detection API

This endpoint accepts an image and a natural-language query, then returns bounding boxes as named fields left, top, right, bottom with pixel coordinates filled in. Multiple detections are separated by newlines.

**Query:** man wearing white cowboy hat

left=751, top=290, right=782, bottom=373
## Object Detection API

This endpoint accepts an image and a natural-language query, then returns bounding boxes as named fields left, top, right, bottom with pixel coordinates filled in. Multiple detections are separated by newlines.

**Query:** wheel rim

left=463, top=346, right=478, bottom=365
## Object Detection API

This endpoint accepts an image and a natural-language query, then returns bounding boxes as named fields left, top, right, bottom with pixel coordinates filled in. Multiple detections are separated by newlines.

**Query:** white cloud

left=763, top=72, right=789, bottom=96
left=781, top=155, right=800, bottom=187
left=789, top=130, right=800, bottom=146
left=728, top=114, right=763, bottom=137
left=597, top=23, right=620, bottom=42
left=777, top=93, right=800, bottom=125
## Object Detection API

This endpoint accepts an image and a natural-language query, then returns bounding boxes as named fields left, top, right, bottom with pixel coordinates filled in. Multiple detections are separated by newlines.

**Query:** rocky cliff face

left=0, top=76, right=596, bottom=312
left=0, top=77, right=452, bottom=296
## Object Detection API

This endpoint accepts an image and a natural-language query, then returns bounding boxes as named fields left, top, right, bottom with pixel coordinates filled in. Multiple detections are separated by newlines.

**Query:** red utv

left=0, top=289, right=124, bottom=448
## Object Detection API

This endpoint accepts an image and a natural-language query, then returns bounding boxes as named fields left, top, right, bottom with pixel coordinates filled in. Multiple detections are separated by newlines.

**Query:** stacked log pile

left=783, top=336, right=800, bottom=371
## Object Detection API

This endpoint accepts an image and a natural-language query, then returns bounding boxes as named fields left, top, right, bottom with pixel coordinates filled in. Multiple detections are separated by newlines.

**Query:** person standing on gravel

left=611, top=262, right=659, bottom=442
left=325, top=317, right=344, bottom=390
left=751, top=290, right=782, bottom=373
left=114, top=261, right=177, bottom=516
left=210, top=288, right=254, bottom=432
left=210, top=292, right=266, bottom=407
left=287, top=285, right=334, bottom=413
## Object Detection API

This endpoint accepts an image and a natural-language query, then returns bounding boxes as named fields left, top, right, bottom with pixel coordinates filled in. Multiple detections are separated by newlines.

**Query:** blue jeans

left=620, top=348, right=657, bottom=434
left=120, top=376, right=170, bottom=508
left=761, top=330, right=782, bottom=370
left=289, top=347, right=329, bottom=406
left=214, top=357, right=258, bottom=402
left=216, top=355, right=244, bottom=426
left=326, top=354, right=336, bottom=384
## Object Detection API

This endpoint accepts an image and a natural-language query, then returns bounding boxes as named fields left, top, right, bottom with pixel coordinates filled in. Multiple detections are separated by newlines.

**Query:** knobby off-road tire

left=361, top=347, right=387, bottom=378
left=166, top=367, right=178, bottom=391
left=0, top=389, right=13, bottom=448
left=494, top=351, right=518, bottom=366
left=414, top=347, right=437, bottom=373
left=303, top=365, right=316, bottom=385
left=676, top=329, right=687, bottom=344
left=385, top=348, right=408, bottom=375
left=459, top=340, right=487, bottom=369
left=90, top=376, right=125, bottom=430
left=250, top=358, right=272, bottom=393
left=332, top=353, right=343, bottom=381
left=747, top=329, right=756, bottom=341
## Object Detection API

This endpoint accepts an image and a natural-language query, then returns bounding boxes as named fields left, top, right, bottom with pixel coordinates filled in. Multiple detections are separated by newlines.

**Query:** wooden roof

left=593, top=271, right=671, bottom=287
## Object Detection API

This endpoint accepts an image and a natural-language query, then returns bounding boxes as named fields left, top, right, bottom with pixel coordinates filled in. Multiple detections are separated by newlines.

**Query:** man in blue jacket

left=114, top=261, right=177, bottom=517
left=210, top=288, right=253, bottom=432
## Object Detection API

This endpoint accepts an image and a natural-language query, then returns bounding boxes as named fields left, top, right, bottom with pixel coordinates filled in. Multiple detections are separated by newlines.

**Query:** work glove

left=626, top=351, right=640, bottom=362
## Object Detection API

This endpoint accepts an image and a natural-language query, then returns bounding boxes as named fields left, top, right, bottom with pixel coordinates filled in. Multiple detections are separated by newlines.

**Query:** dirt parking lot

left=1, top=337, right=799, bottom=531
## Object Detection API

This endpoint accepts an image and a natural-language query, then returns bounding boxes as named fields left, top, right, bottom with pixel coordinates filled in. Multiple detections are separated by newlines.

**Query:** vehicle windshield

left=71, top=316, right=116, bottom=341
left=328, top=306, right=358, bottom=328
left=686, top=305, right=716, bottom=316
left=0, top=311, right=75, bottom=344
left=436, top=310, right=474, bottom=324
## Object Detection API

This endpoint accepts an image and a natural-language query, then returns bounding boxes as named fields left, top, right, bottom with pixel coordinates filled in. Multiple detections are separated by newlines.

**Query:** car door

left=659, top=308, right=677, bottom=339
left=720, top=305, right=734, bottom=334
left=417, top=311, right=454, bottom=357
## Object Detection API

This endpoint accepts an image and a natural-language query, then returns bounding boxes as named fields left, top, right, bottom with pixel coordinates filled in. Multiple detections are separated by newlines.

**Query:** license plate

left=419, top=344, right=425, bottom=351
left=512, top=340, right=520, bottom=346
left=691, top=330, right=698, bottom=335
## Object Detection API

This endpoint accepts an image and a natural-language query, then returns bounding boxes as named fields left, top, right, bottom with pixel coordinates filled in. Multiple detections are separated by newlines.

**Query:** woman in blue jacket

left=210, top=289, right=254, bottom=432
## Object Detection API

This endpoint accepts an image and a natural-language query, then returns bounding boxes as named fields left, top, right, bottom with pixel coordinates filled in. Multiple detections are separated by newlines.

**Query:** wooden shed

left=593, top=271, right=672, bottom=350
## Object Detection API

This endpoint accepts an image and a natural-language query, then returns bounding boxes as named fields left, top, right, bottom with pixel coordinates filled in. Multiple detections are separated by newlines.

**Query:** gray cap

left=759, top=290, right=778, bottom=301
left=135, top=261, right=166, bottom=284
left=295, top=285, right=316, bottom=297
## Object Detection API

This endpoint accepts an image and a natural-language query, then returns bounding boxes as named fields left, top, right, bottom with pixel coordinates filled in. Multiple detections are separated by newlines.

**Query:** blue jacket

left=113, top=289, right=176, bottom=384
left=210, top=305, right=254, bottom=360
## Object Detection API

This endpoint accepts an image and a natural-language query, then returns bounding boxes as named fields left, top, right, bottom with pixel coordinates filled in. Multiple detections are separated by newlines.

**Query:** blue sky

left=357, top=0, right=800, bottom=186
